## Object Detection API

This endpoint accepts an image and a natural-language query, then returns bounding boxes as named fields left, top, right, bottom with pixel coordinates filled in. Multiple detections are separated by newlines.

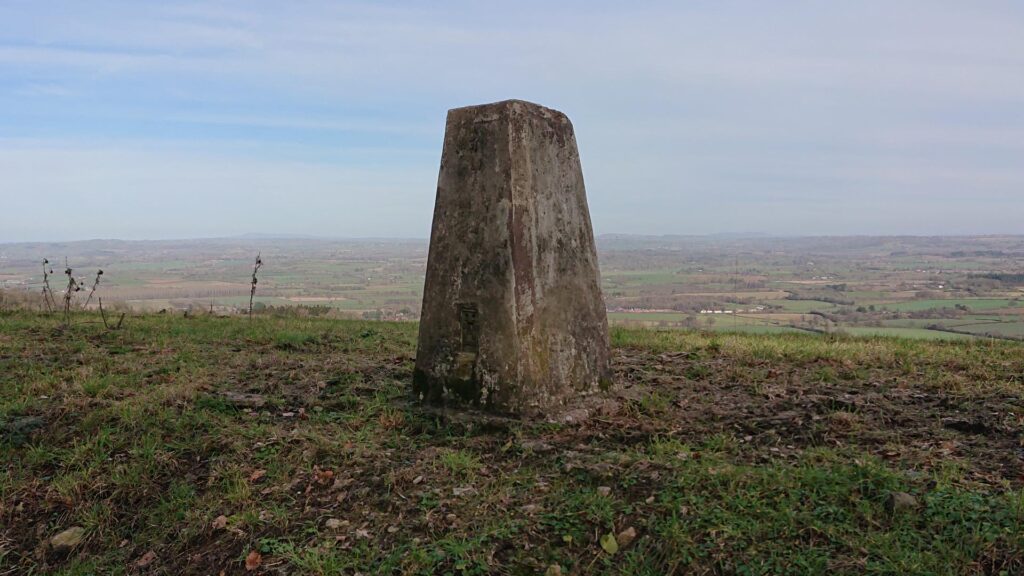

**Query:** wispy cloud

left=1, top=1, right=1023, bottom=239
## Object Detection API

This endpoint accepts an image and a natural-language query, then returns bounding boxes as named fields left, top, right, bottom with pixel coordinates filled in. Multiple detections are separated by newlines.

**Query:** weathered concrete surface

left=414, top=99, right=611, bottom=416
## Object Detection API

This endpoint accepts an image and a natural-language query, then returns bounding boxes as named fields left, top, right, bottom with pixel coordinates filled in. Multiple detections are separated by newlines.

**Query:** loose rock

left=886, top=491, right=919, bottom=514
left=217, top=392, right=266, bottom=409
left=211, top=515, right=229, bottom=530
left=49, top=526, right=86, bottom=554
left=521, top=504, right=542, bottom=515
left=617, top=526, right=637, bottom=548
left=519, top=440, right=555, bottom=453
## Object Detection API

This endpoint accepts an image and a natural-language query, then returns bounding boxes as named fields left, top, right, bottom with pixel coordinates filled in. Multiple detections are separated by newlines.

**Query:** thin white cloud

left=1, top=1, right=1022, bottom=239
left=164, top=112, right=436, bottom=136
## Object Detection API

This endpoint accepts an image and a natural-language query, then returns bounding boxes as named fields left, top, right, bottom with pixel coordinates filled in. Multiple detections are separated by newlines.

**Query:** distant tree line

left=971, top=273, right=1024, bottom=284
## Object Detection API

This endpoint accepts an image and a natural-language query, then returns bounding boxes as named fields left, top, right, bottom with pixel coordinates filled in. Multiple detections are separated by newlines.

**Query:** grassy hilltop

left=1, top=311, right=1022, bottom=575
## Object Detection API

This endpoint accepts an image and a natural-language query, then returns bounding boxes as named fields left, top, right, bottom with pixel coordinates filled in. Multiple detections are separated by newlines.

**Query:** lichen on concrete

left=414, top=99, right=611, bottom=417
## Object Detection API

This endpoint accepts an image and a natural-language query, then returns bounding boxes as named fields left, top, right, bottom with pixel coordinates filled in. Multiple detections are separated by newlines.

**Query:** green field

left=603, top=270, right=683, bottom=283
left=4, top=311, right=1023, bottom=574
left=212, top=295, right=365, bottom=311
left=707, top=323, right=807, bottom=334
left=764, top=299, right=839, bottom=313
left=866, top=316, right=1024, bottom=340
left=608, top=311, right=809, bottom=335
left=838, top=327, right=976, bottom=340
left=872, top=298, right=1021, bottom=312
left=944, top=320, right=1024, bottom=339
left=608, top=311, right=690, bottom=322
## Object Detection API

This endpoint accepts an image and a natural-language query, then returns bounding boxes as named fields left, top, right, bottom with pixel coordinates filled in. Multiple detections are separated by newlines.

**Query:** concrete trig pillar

left=414, top=99, right=611, bottom=416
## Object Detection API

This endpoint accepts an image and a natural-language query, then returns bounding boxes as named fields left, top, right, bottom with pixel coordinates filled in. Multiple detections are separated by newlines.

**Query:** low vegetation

left=1, top=311, right=1022, bottom=575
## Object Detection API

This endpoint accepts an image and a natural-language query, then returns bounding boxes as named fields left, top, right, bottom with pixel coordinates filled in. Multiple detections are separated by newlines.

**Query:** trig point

left=414, top=99, right=611, bottom=416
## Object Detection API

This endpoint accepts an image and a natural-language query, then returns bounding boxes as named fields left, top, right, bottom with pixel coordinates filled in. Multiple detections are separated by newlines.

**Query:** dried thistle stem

left=83, top=269, right=103, bottom=308
left=41, top=259, right=56, bottom=312
left=248, top=253, right=263, bottom=319
left=62, top=264, right=81, bottom=326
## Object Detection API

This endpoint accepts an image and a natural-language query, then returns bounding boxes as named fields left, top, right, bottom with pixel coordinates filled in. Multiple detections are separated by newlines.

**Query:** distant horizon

left=3, top=231, right=1024, bottom=246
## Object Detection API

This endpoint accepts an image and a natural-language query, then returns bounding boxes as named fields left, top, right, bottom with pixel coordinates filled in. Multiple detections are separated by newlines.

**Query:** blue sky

left=1, top=1, right=1023, bottom=241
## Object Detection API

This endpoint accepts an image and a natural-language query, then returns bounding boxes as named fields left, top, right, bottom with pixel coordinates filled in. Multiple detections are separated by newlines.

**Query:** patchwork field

left=1, top=235, right=1023, bottom=340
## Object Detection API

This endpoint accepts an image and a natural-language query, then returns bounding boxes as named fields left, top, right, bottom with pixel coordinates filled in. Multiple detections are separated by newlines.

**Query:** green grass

left=1, top=311, right=1022, bottom=575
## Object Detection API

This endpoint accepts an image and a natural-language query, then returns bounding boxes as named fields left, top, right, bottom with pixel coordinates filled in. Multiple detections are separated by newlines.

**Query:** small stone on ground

left=49, top=526, right=86, bottom=553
